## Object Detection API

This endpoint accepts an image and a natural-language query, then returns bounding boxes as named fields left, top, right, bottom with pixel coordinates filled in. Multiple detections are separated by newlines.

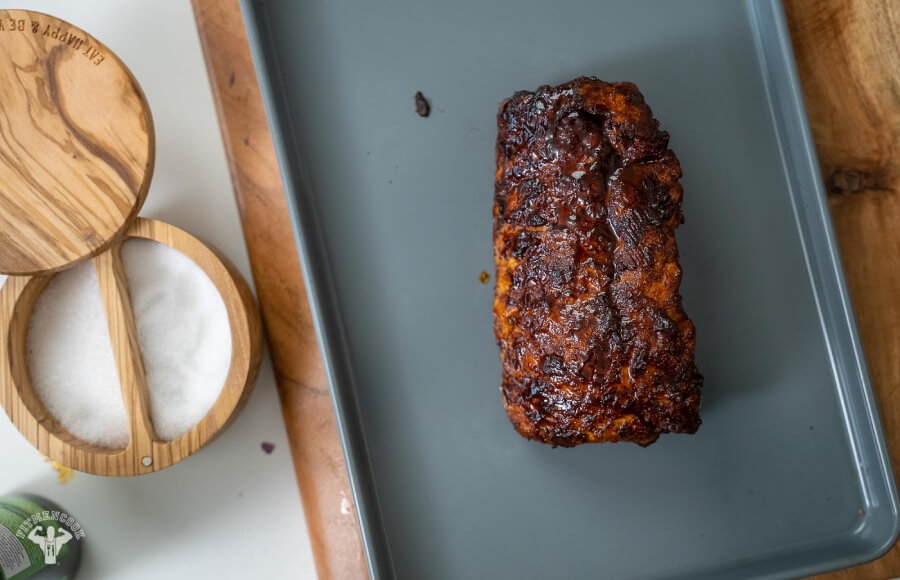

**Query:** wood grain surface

left=192, top=0, right=899, bottom=578
left=0, top=218, right=262, bottom=476
left=787, top=1, right=900, bottom=578
left=0, top=9, right=153, bottom=276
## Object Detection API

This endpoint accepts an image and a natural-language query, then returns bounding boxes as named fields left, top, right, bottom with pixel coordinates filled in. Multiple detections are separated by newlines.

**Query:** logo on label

left=27, top=526, right=71, bottom=565
left=14, top=510, right=85, bottom=565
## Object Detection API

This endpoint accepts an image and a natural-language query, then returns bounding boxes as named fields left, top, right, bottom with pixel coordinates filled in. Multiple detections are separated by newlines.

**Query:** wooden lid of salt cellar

left=0, top=9, right=153, bottom=275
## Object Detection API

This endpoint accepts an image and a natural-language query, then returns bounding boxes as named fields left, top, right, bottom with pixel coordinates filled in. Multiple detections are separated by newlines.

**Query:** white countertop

left=0, top=1, right=318, bottom=578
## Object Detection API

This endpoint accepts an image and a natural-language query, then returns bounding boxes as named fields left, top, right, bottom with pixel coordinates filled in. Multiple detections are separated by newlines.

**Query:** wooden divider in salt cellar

left=0, top=9, right=262, bottom=475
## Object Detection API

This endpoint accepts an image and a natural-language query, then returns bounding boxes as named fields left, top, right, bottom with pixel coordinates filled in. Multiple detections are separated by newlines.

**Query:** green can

left=0, top=495, right=83, bottom=580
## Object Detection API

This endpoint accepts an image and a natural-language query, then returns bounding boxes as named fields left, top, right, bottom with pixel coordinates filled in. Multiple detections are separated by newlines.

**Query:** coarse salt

left=26, top=239, right=232, bottom=448
left=27, top=261, right=128, bottom=448
left=122, top=239, right=231, bottom=441
left=340, top=491, right=353, bottom=516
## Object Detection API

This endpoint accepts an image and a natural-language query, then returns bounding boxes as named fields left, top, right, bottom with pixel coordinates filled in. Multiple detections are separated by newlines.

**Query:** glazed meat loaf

left=493, top=77, right=702, bottom=447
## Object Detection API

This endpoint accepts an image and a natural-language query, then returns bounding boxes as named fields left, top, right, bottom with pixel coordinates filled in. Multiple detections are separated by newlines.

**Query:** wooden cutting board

left=190, top=2, right=366, bottom=578
left=191, top=0, right=899, bottom=578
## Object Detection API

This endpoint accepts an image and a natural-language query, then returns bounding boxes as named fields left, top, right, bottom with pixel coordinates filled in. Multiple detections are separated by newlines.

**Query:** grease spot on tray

left=414, top=91, right=431, bottom=117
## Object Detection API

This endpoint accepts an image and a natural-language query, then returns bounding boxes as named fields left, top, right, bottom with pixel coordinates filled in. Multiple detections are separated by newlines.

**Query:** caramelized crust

left=493, top=77, right=702, bottom=446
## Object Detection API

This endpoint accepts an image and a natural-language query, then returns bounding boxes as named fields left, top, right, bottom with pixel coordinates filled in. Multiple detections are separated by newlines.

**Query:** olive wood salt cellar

left=0, top=10, right=262, bottom=476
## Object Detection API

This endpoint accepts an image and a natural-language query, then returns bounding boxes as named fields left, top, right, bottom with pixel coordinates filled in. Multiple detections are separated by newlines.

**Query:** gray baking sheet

left=240, top=0, right=899, bottom=577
